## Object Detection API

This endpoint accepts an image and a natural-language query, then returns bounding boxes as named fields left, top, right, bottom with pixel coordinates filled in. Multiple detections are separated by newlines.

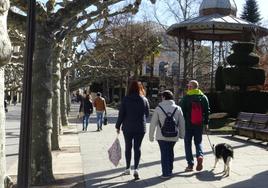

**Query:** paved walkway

left=6, top=103, right=268, bottom=187
left=77, top=105, right=268, bottom=188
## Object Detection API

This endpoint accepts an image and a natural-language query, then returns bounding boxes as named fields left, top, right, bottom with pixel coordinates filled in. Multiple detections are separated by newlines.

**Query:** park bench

left=232, top=112, right=254, bottom=138
left=232, top=112, right=268, bottom=143
left=252, top=114, right=268, bottom=142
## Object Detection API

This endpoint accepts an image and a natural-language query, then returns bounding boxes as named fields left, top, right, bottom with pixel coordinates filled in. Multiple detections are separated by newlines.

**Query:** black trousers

left=123, top=132, right=145, bottom=169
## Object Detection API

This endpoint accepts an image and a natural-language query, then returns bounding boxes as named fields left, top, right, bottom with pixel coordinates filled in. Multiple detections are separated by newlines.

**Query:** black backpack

left=158, top=105, right=178, bottom=137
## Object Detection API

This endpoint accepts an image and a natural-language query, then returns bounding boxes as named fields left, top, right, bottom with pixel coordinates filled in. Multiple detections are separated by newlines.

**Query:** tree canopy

left=241, top=0, right=261, bottom=24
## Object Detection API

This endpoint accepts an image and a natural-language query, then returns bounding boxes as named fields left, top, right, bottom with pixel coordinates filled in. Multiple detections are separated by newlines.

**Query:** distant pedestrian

left=79, top=94, right=93, bottom=131
left=149, top=90, right=185, bottom=178
left=6, top=95, right=11, bottom=105
left=4, top=100, right=8, bottom=112
left=71, top=93, right=76, bottom=103
left=115, top=80, right=150, bottom=180
left=12, top=95, right=17, bottom=106
left=93, top=92, right=107, bottom=131
left=179, top=80, right=210, bottom=172
left=76, top=90, right=83, bottom=103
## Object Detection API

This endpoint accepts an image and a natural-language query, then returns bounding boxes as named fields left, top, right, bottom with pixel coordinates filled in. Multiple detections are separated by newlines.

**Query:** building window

left=159, top=61, right=168, bottom=77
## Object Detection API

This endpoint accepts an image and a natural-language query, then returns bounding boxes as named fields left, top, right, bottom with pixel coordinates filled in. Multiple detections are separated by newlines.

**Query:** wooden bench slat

left=251, top=113, right=268, bottom=124
left=233, top=112, right=268, bottom=142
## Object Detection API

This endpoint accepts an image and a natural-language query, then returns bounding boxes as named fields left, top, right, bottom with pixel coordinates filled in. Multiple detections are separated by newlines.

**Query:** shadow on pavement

left=83, top=173, right=176, bottom=188
left=68, top=114, right=151, bottom=125
left=222, top=135, right=268, bottom=149
left=26, top=139, right=266, bottom=187
left=223, top=170, right=268, bottom=188
left=195, top=170, right=223, bottom=181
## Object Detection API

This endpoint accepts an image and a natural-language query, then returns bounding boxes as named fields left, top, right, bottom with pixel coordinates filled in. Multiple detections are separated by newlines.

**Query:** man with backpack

left=179, top=80, right=210, bottom=172
left=149, top=90, right=185, bottom=178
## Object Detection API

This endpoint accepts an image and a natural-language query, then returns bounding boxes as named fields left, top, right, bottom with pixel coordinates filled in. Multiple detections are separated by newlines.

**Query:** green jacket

left=179, top=89, right=210, bottom=129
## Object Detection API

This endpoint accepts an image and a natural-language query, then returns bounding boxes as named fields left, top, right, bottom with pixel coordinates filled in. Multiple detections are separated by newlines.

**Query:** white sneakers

left=133, top=169, right=140, bottom=180
left=122, top=169, right=140, bottom=179
left=122, top=169, right=130, bottom=175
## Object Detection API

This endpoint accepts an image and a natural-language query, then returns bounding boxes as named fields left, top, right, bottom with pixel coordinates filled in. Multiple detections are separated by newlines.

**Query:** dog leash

left=205, top=127, right=215, bottom=153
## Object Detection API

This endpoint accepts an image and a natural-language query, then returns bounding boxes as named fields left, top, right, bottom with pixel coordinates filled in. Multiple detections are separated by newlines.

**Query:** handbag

left=79, top=111, right=84, bottom=118
left=103, top=115, right=108, bottom=125
left=108, top=137, right=121, bottom=166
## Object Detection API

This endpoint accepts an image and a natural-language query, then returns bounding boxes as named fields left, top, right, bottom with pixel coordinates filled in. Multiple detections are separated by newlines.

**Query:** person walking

left=76, top=90, right=83, bottom=103
left=12, top=95, right=17, bottom=106
left=80, top=94, right=93, bottom=131
left=115, top=80, right=149, bottom=180
left=149, top=90, right=185, bottom=178
left=93, top=92, right=107, bottom=131
left=4, top=100, right=8, bottom=112
left=179, top=80, right=210, bottom=172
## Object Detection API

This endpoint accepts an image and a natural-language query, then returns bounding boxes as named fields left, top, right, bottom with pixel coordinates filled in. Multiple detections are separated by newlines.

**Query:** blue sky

left=136, top=0, right=268, bottom=26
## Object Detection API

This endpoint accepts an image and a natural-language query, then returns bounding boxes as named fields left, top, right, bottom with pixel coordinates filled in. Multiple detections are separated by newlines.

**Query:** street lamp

left=17, top=0, right=36, bottom=187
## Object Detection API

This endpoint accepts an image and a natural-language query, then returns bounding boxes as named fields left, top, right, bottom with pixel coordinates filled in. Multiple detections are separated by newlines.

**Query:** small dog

left=212, top=143, right=234, bottom=176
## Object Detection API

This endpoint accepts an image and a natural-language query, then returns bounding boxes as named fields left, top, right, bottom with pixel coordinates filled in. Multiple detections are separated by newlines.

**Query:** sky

left=136, top=0, right=268, bottom=27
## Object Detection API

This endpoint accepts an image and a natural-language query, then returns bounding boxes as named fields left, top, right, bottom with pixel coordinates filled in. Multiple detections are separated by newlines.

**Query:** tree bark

left=31, top=23, right=54, bottom=184
left=66, top=73, right=70, bottom=115
left=51, top=44, right=62, bottom=151
left=0, top=68, right=6, bottom=188
left=60, top=71, right=69, bottom=127
left=103, top=78, right=109, bottom=102
left=0, top=0, right=12, bottom=186
left=182, top=38, right=190, bottom=95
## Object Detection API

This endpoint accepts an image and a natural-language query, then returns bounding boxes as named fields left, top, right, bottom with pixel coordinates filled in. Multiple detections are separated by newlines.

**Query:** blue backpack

left=158, top=105, right=178, bottom=137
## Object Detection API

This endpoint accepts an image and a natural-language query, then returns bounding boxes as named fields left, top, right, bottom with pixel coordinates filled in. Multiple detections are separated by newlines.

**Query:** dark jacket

left=115, top=93, right=150, bottom=133
left=179, top=90, right=210, bottom=129
left=80, top=98, right=93, bottom=115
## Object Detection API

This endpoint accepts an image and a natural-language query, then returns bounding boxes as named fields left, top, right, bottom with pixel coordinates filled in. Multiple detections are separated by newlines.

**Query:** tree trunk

left=120, top=74, right=123, bottom=101
left=173, top=74, right=180, bottom=103
left=133, top=63, right=139, bottom=79
left=182, top=38, right=190, bottom=95
left=60, top=71, right=69, bottom=127
left=31, top=24, right=55, bottom=184
left=103, top=79, right=109, bottom=103
left=51, top=45, right=62, bottom=151
left=0, top=0, right=12, bottom=186
left=150, top=53, right=154, bottom=77
left=66, top=73, right=70, bottom=115
left=0, top=68, right=6, bottom=188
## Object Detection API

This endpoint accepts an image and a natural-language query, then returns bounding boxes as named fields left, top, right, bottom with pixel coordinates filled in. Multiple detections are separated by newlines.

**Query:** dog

left=212, top=143, right=234, bottom=176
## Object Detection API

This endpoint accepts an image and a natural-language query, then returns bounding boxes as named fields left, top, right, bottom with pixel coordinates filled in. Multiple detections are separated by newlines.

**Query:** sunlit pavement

left=78, top=104, right=268, bottom=188
left=5, top=103, right=268, bottom=187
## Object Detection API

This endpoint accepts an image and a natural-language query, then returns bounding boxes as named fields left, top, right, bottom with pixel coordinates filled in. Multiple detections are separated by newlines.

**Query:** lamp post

left=17, top=0, right=36, bottom=186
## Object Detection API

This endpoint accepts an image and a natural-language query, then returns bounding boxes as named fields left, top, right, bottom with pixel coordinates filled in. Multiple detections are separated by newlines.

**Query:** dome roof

left=199, top=0, right=237, bottom=16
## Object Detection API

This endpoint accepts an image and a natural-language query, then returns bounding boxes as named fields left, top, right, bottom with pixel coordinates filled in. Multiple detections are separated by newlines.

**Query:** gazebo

left=166, top=0, right=268, bottom=91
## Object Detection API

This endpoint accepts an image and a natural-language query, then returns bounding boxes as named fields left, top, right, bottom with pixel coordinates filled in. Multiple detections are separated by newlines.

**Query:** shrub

left=226, top=53, right=259, bottom=67
left=218, top=91, right=240, bottom=117
left=222, top=67, right=265, bottom=86
left=206, top=92, right=220, bottom=113
left=215, top=66, right=225, bottom=91
left=231, top=42, right=255, bottom=54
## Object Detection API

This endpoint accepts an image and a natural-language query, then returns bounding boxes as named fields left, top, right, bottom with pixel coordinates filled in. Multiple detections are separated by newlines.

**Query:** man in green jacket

left=179, top=80, right=210, bottom=172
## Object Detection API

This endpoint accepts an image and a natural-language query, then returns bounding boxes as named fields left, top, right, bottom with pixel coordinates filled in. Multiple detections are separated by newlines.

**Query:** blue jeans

left=123, top=132, right=145, bottom=169
left=184, top=128, right=203, bottom=166
left=96, top=111, right=104, bottom=129
left=82, top=114, right=90, bottom=130
left=158, top=140, right=176, bottom=176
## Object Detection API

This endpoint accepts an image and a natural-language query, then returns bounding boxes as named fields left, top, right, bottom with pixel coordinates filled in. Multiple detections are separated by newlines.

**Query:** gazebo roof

left=167, top=0, right=268, bottom=41
left=199, top=0, right=237, bottom=16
